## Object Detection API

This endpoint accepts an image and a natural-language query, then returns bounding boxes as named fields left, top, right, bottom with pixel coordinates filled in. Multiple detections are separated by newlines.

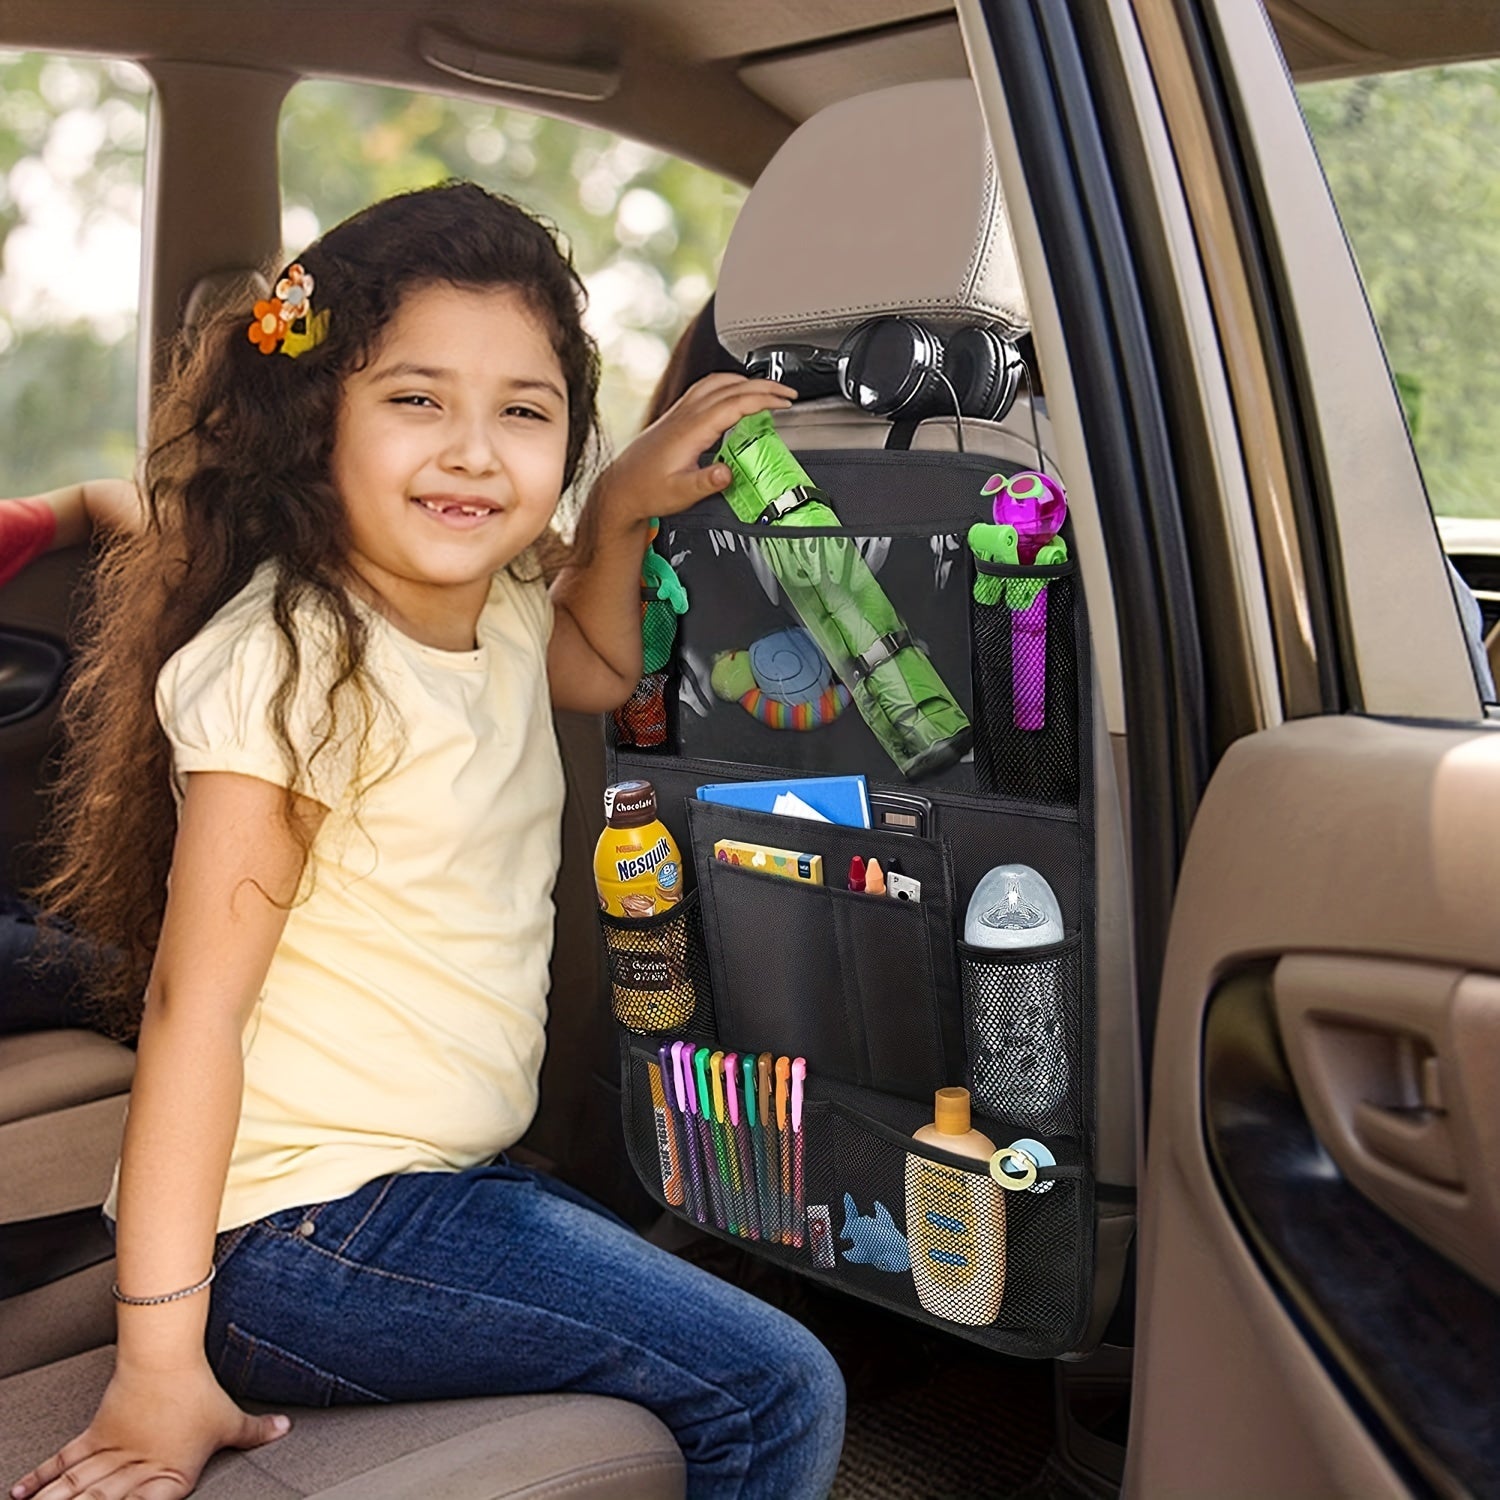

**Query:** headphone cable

left=936, top=370, right=967, bottom=454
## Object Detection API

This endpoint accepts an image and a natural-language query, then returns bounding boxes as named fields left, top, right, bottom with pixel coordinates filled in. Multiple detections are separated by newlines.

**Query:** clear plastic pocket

left=666, top=515, right=977, bottom=790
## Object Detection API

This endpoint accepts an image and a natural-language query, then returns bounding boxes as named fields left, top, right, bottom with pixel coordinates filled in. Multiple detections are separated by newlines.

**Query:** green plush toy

left=613, top=519, right=688, bottom=747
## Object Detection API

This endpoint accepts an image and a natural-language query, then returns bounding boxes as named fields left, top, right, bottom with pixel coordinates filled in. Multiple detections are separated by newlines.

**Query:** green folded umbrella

left=715, top=412, right=971, bottom=779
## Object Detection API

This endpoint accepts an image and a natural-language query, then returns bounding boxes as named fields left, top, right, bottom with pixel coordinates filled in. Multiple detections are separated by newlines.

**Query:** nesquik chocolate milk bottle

left=595, top=781, right=693, bottom=1030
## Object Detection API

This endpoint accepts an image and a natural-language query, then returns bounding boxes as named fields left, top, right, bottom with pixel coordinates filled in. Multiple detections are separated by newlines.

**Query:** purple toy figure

left=980, top=472, right=1069, bottom=730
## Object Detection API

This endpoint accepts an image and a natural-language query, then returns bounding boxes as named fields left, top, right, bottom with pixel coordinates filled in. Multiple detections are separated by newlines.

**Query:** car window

left=279, top=79, right=746, bottom=493
left=1300, top=58, right=1500, bottom=699
left=0, top=51, right=149, bottom=494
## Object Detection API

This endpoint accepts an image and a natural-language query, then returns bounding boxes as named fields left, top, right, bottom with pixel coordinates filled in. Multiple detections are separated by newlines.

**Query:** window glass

left=0, top=52, right=149, bottom=493
left=1301, top=60, right=1500, bottom=699
left=279, top=81, right=747, bottom=495
left=1300, top=61, right=1500, bottom=522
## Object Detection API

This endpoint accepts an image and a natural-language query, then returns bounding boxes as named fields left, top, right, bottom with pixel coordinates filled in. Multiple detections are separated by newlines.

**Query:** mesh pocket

left=960, top=935, right=1083, bottom=1139
left=970, top=562, right=1079, bottom=804
left=822, top=1099, right=1087, bottom=1354
left=599, top=891, right=714, bottom=1039
left=619, top=1041, right=1090, bottom=1357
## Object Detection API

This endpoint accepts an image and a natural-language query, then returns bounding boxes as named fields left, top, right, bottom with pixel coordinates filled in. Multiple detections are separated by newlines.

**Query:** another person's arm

left=0, top=480, right=144, bottom=587
left=11, top=772, right=322, bottom=1500
left=548, top=373, right=792, bottom=712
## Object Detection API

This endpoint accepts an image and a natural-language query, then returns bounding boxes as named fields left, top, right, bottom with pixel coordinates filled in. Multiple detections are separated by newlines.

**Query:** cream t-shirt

left=109, top=564, right=566, bottom=1232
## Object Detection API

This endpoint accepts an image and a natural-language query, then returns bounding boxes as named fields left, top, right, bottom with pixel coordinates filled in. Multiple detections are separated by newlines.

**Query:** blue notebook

left=696, top=775, right=871, bottom=829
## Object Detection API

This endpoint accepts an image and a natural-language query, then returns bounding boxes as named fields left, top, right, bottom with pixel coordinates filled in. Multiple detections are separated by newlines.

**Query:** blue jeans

left=204, top=1161, right=846, bottom=1499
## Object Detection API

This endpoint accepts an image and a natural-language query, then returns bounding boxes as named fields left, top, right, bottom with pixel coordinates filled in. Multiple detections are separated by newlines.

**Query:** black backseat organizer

left=600, top=446, right=1096, bottom=1357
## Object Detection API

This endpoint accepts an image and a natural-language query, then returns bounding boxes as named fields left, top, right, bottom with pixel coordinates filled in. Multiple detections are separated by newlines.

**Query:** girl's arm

left=0, top=480, right=145, bottom=588
left=11, top=771, right=324, bottom=1500
left=548, top=374, right=792, bottom=713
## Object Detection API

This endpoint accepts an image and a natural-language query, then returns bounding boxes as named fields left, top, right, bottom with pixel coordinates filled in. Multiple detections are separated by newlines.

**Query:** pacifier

left=988, top=1136, right=1057, bottom=1194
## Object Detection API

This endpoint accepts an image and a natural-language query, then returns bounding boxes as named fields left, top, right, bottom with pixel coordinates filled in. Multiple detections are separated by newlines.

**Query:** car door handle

left=0, top=629, right=67, bottom=728
left=1352, top=1100, right=1462, bottom=1189
left=1274, top=954, right=1500, bottom=1297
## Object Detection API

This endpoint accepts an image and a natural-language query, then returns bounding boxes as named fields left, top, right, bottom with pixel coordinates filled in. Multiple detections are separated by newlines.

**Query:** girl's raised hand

left=11, top=1361, right=290, bottom=1500
left=605, top=372, right=795, bottom=521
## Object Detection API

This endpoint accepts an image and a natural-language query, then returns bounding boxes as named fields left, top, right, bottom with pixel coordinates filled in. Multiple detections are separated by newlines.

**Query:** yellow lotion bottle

left=905, top=1087, right=1005, bottom=1325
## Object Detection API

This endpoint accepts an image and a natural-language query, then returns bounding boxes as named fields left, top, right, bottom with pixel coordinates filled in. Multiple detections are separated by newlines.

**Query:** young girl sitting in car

left=8, top=180, right=844, bottom=1500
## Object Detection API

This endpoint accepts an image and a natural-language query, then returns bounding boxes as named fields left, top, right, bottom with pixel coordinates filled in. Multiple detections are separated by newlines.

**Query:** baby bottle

left=904, top=1087, right=1005, bottom=1325
left=964, top=864, right=1068, bottom=1122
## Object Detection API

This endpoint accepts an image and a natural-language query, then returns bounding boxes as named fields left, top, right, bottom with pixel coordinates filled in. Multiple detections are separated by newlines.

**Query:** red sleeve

left=0, top=498, right=58, bottom=588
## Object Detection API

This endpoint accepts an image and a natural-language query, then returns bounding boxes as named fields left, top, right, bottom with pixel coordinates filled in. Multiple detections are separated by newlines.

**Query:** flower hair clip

left=247, top=264, right=330, bottom=358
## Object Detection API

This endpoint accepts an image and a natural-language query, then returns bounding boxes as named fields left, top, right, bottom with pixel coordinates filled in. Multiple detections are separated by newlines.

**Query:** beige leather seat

left=0, top=1028, right=133, bottom=1376
left=0, top=1348, right=683, bottom=1499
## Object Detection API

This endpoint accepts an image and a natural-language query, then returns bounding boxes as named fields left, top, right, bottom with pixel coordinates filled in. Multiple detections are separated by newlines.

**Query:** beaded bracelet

left=112, top=1264, right=216, bottom=1306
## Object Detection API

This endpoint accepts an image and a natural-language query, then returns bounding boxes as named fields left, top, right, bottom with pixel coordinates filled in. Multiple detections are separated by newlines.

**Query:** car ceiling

left=3, top=0, right=1499, bottom=179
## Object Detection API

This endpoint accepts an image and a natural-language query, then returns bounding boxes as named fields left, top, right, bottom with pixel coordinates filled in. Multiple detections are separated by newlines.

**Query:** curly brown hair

left=35, top=181, right=602, bottom=1037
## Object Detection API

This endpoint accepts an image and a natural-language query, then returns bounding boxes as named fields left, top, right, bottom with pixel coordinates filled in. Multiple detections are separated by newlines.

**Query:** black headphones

left=745, top=316, right=1025, bottom=425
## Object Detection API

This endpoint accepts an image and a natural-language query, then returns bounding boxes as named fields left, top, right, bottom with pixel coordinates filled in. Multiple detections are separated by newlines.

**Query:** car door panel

left=1206, top=966, right=1498, bottom=1499
left=1130, top=715, right=1500, bottom=1498
left=1275, top=955, right=1500, bottom=1295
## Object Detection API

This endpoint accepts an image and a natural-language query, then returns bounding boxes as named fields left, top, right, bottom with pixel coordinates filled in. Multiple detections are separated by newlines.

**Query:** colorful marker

left=687, top=1045, right=725, bottom=1229
left=699, top=1047, right=737, bottom=1234
left=757, top=1053, right=779, bottom=1241
left=671, top=1042, right=706, bottom=1223
left=650, top=1049, right=685, bottom=1208
left=742, top=1051, right=774, bottom=1242
left=709, top=1048, right=742, bottom=1234
left=775, top=1056, right=792, bottom=1246
left=724, top=1053, right=761, bottom=1239
left=790, top=1057, right=807, bottom=1248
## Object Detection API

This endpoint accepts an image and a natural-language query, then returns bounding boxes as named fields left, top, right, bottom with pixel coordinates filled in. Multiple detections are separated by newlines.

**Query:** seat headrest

left=716, top=80, right=1028, bottom=360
